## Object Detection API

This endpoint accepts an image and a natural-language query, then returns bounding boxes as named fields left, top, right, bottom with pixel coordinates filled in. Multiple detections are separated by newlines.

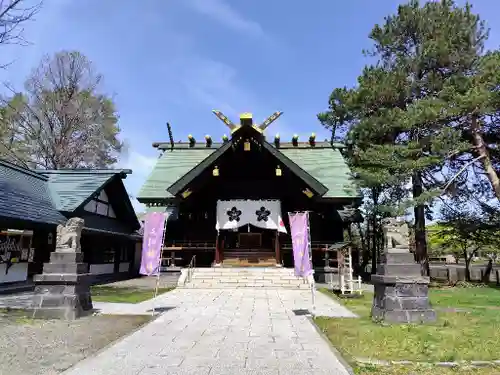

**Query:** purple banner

left=139, top=212, right=167, bottom=276
left=288, top=212, right=312, bottom=277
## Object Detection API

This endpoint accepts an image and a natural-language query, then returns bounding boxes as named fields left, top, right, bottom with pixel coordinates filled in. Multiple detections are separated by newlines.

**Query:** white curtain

left=216, top=200, right=287, bottom=233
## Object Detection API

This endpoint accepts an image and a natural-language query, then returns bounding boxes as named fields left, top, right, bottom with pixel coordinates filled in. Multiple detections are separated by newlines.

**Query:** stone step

left=193, top=268, right=296, bottom=273
left=190, top=280, right=305, bottom=286
left=183, top=267, right=310, bottom=290
left=191, top=274, right=299, bottom=279
left=180, top=284, right=311, bottom=289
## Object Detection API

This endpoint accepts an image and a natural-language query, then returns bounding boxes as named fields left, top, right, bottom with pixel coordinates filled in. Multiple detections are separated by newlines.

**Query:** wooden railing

left=163, top=240, right=216, bottom=250
left=281, top=242, right=349, bottom=251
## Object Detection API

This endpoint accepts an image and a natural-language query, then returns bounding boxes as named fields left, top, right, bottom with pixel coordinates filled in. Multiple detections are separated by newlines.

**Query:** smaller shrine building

left=0, top=159, right=142, bottom=287
left=137, top=111, right=363, bottom=275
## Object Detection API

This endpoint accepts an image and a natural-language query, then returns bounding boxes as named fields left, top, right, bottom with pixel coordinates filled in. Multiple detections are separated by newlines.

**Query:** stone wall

left=429, top=264, right=500, bottom=284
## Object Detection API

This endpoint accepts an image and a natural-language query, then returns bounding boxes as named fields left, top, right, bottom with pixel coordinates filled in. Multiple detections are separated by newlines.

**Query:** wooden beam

left=215, top=233, right=222, bottom=265
left=275, top=231, right=281, bottom=266
left=258, top=111, right=283, bottom=132
left=212, top=110, right=238, bottom=132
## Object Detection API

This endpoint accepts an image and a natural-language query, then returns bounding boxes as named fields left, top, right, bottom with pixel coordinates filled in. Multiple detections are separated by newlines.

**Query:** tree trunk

left=482, top=258, right=493, bottom=284
left=412, top=172, right=429, bottom=276
left=471, top=115, right=500, bottom=200
left=370, top=188, right=379, bottom=274
left=465, top=248, right=478, bottom=282
left=356, top=222, right=370, bottom=276
left=464, top=249, right=471, bottom=282
left=370, top=217, right=377, bottom=274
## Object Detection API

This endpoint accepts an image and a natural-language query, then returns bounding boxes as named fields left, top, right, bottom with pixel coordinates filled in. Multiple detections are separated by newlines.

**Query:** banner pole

left=152, top=213, right=169, bottom=316
left=307, top=212, right=315, bottom=313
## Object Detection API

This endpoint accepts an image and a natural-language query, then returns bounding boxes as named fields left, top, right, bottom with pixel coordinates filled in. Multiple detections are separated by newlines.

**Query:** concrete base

left=371, top=248, right=436, bottom=324
left=31, top=251, right=93, bottom=319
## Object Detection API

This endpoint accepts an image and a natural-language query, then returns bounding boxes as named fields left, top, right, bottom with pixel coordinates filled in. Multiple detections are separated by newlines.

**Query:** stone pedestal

left=371, top=247, right=436, bottom=323
left=31, top=251, right=93, bottom=319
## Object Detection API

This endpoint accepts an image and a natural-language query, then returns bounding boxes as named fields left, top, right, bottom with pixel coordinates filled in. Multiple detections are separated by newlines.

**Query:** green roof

left=38, top=169, right=131, bottom=212
left=138, top=141, right=361, bottom=201
left=279, top=147, right=359, bottom=198
left=138, top=148, right=217, bottom=199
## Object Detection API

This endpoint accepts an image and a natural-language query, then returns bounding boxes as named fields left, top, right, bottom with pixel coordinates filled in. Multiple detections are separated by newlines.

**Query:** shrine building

left=0, top=160, right=142, bottom=289
left=137, top=111, right=363, bottom=275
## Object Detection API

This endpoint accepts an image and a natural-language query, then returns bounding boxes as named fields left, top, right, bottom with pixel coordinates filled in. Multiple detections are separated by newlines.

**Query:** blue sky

left=1, top=0, right=499, bottom=212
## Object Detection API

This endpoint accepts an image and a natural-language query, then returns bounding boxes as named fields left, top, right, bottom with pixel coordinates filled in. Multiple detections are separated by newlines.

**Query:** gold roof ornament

left=212, top=110, right=283, bottom=134
left=258, top=111, right=283, bottom=132
left=212, top=110, right=239, bottom=133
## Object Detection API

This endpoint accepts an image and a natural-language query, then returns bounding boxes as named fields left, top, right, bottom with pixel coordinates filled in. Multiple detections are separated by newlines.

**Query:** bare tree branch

left=1, top=50, right=123, bottom=169
left=0, top=0, right=42, bottom=44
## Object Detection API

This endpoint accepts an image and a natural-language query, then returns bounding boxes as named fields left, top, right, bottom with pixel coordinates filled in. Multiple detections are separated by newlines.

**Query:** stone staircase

left=179, top=267, right=312, bottom=289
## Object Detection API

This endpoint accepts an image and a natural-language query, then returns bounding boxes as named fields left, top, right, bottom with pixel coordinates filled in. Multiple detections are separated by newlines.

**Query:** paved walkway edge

left=307, top=315, right=356, bottom=375
left=60, top=315, right=158, bottom=375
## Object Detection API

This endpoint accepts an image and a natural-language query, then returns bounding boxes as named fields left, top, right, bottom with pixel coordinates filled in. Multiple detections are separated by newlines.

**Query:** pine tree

left=319, top=0, right=492, bottom=275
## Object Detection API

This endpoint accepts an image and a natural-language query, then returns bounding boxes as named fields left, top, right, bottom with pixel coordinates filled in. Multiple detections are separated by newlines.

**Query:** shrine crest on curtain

left=216, top=200, right=287, bottom=233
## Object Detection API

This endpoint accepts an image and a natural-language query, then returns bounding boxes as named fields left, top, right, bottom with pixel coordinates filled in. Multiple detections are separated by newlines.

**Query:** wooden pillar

left=324, top=250, right=330, bottom=268
left=215, top=233, right=221, bottom=265
left=275, top=231, right=281, bottom=266
left=170, top=251, right=176, bottom=267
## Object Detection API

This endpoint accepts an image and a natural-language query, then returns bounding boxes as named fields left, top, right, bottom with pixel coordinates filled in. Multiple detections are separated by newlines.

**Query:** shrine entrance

left=216, top=199, right=286, bottom=267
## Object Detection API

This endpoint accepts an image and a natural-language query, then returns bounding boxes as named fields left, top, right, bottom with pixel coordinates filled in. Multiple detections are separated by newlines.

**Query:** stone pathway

left=0, top=292, right=33, bottom=309
left=63, top=289, right=356, bottom=375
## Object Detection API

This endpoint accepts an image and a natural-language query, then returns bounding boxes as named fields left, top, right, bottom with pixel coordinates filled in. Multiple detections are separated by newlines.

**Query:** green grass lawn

left=357, top=365, right=500, bottom=375
left=315, top=286, right=500, bottom=374
left=429, top=286, right=500, bottom=309
left=90, top=286, right=174, bottom=303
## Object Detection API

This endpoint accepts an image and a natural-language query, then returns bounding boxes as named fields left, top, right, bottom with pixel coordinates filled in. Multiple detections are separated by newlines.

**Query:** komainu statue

left=382, top=218, right=410, bottom=250
left=56, top=217, right=85, bottom=252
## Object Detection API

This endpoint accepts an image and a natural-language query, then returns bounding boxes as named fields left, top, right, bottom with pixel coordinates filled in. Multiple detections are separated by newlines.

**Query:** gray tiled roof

left=0, top=160, right=66, bottom=225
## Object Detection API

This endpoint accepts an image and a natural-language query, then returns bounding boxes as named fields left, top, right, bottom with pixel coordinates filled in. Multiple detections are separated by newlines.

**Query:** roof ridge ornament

left=212, top=110, right=283, bottom=134
left=258, top=111, right=283, bottom=132
left=212, top=110, right=238, bottom=132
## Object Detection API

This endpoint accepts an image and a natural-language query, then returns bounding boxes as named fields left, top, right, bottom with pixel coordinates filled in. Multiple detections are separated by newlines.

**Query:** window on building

left=120, top=246, right=129, bottom=262
left=83, top=189, right=117, bottom=218
left=91, top=247, right=115, bottom=264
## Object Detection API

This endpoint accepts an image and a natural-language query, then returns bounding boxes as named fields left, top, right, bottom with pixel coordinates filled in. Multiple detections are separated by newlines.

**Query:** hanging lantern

left=292, top=134, right=299, bottom=146
left=276, top=165, right=282, bottom=176
left=212, top=166, right=219, bottom=176
left=244, top=139, right=251, bottom=151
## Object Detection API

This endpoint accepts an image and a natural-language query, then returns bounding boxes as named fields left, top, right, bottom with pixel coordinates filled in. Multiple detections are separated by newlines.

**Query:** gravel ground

left=0, top=312, right=151, bottom=375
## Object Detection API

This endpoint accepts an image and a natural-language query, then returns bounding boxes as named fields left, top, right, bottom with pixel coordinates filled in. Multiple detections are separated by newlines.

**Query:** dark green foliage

left=319, top=0, right=500, bottom=274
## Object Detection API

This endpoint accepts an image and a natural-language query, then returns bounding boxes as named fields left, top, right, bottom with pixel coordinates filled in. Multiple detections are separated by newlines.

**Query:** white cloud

left=183, top=0, right=264, bottom=37
left=117, top=149, right=159, bottom=214
left=162, top=53, right=290, bottom=132
left=169, top=56, right=254, bottom=119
